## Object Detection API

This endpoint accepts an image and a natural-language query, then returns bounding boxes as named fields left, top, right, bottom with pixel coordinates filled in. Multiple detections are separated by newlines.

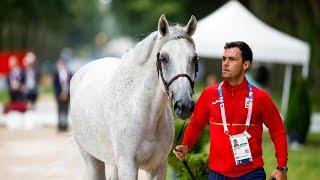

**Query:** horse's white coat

left=70, top=15, right=197, bottom=180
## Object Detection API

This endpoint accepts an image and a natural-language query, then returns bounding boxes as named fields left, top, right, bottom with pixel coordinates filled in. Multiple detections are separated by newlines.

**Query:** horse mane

left=121, top=25, right=195, bottom=65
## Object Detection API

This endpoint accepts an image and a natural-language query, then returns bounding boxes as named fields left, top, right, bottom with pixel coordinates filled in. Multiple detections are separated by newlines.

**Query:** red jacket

left=182, top=79, right=288, bottom=177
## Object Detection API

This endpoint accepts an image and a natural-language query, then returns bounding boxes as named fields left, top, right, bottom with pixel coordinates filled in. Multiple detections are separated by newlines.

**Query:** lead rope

left=169, top=96, right=196, bottom=180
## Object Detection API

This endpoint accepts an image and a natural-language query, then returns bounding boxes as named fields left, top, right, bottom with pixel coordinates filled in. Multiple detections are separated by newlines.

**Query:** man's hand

left=270, top=169, right=287, bottom=180
left=59, top=92, right=69, bottom=101
left=173, top=145, right=189, bottom=160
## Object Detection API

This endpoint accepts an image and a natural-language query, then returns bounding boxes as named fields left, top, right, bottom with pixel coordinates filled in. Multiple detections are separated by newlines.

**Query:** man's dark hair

left=224, top=41, right=253, bottom=63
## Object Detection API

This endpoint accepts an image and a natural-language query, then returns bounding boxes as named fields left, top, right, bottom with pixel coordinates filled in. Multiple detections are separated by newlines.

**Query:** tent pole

left=280, top=64, right=293, bottom=119
left=302, top=62, right=309, bottom=78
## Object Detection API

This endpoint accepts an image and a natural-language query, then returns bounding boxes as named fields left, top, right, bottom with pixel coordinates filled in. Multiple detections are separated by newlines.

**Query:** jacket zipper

left=231, top=86, right=235, bottom=175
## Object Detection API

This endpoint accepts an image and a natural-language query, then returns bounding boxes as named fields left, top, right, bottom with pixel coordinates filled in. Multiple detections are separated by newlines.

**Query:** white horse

left=70, top=15, right=198, bottom=180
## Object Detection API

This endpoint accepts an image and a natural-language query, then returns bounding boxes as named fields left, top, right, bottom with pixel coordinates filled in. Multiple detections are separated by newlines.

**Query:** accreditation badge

left=230, top=134, right=253, bottom=165
left=245, top=98, right=250, bottom=109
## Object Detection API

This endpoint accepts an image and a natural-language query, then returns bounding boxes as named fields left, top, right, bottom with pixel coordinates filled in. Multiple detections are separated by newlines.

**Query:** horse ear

left=158, top=14, right=169, bottom=37
left=185, top=15, right=197, bottom=36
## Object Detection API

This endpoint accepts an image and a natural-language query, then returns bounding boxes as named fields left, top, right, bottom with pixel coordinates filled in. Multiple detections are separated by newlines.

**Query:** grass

left=263, top=133, right=320, bottom=180
left=0, top=89, right=9, bottom=104
left=0, top=85, right=54, bottom=104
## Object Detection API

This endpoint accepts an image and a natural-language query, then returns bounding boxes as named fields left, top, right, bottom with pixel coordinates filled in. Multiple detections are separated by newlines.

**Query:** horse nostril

left=174, top=100, right=195, bottom=119
left=190, top=101, right=195, bottom=112
left=174, top=100, right=183, bottom=113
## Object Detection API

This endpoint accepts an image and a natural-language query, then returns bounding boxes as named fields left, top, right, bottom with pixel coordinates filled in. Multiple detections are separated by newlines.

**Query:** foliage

left=110, top=0, right=224, bottom=38
left=168, top=120, right=210, bottom=179
left=285, top=77, right=311, bottom=144
left=0, top=89, right=9, bottom=104
left=169, top=152, right=209, bottom=180
left=0, top=0, right=105, bottom=61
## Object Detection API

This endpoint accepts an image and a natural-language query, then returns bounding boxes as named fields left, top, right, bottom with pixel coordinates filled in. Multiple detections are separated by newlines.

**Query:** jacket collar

left=222, top=77, right=249, bottom=92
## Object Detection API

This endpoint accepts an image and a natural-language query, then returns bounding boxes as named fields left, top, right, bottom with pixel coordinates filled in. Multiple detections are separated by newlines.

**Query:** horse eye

left=160, top=56, right=168, bottom=63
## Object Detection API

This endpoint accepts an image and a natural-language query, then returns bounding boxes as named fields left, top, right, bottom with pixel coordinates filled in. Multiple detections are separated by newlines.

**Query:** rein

left=156, top=53, right=198, bottom=97
left=169, top=99, right=196, bottom=180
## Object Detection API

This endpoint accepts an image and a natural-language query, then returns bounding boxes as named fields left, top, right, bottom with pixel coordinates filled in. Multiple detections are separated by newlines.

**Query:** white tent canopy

left=193, top=0, right=311, bottom=117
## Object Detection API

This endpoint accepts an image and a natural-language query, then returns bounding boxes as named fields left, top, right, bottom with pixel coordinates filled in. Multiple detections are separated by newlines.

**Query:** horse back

left=70, top=57, right=120, bottom=97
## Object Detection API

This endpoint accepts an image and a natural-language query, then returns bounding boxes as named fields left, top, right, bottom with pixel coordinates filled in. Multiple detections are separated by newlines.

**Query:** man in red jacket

left=173, top=41, right=288, bottom=180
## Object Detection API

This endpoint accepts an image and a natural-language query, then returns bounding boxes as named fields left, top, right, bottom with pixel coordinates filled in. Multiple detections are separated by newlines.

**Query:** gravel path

left=0, top=128, right=82, bottom=180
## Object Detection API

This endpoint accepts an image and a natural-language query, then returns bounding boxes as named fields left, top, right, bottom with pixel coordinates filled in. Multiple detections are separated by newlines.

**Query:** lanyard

left=218, top=81, right=253, bottom=135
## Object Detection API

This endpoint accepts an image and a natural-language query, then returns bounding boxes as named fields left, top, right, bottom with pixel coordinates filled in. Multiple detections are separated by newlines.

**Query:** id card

left=230, top=134, right=253, bottom=165
left=245, top=98, right=250, bottom=108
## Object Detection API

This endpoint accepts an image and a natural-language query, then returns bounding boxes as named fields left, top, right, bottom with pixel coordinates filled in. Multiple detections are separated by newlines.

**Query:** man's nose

left=224, top=60, right=230, bottom=66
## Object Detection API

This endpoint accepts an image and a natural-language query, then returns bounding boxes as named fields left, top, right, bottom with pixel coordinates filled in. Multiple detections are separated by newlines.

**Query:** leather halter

left=156, top=52, right=198, bottom=96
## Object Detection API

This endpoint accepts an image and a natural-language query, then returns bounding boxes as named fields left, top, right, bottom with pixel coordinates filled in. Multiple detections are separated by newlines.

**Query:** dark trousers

left=26, top=91, right=38, bottom=104
left=9, top=90, right=24, bottom=102
left=209, top=168, right=266, bottom=180
left=57, top=100, right=69, bottom=131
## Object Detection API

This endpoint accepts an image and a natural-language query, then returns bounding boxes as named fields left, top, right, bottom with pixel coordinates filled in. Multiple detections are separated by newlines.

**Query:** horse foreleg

left=117, top=156, right=138, bottom=180
left=108, top=166, right=118, bottom=180
left=78, top=146, right=106, bottom=180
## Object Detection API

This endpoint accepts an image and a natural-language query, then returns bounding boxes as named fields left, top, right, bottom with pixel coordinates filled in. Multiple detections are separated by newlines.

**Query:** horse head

left=156, top=15, right=198, bottom=120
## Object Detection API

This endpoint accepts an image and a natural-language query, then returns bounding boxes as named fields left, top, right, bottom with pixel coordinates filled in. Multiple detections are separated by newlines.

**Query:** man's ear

left=243, top=61, right=251, bottom=71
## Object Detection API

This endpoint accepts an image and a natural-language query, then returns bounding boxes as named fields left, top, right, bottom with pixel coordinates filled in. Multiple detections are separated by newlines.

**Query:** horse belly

left=73, top=112, right=116, bottom=164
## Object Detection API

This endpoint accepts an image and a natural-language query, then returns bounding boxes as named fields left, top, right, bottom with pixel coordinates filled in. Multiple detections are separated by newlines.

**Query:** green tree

left=285, top=77, right=311, bottom=144
left=0, top=0, right=105, bottom=62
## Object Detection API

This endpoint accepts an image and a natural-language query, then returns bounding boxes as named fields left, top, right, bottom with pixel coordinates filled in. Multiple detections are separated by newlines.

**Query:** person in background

left=206, top=73, right=218, bottom=86
left=174, top=41, right=288, bottom=180
left=22, top=52, right=40, bottom=109
left=53, top=59, right=72, bottom=132
left=7, top=55, right=25, bottom=102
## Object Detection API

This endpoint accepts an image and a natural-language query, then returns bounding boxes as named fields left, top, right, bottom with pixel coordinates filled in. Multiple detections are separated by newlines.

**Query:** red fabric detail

left=0, top=51, right=28, bottom=76
left=3, top=101, right=28, bottom=114
left=182, top=79, right=288, bottom=177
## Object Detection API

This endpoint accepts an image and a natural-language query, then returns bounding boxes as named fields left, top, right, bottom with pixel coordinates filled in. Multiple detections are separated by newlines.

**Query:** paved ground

left=0, top=128, right=81, bottom=180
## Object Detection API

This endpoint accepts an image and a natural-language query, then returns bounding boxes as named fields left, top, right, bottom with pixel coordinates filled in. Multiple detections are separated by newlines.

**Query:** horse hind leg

left=78, top=145, right=106, bottom=180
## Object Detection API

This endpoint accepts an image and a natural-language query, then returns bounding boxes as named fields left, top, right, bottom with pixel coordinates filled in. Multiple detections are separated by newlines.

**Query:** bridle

left=156, top=52, right=198, bottom=97
left=156, top=44, right=198, bottom=180
left=157, top=51, right=198, bottom=180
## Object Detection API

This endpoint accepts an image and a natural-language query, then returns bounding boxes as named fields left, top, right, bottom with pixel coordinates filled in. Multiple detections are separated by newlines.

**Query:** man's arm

left=173, top=89, right=210, bottom=159
left=262, top=93, right=288, bottom=180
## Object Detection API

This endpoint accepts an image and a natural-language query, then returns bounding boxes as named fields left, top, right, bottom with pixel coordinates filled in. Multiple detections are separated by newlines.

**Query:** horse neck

left=123, top=32, right=172, bottom=124
left=139, top=52, right=170, bottom=123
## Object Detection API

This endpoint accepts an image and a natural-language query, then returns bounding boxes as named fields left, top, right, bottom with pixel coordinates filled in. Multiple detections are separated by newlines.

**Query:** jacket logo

left=212, top=100, right=219, bottom=105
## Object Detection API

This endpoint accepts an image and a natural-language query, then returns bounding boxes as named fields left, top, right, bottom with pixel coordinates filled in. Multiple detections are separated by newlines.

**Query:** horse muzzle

left=173, top=99, right=195, bottom=120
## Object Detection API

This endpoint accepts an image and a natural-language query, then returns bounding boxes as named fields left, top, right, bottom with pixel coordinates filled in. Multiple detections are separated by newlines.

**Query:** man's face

left=221, top=47, right=249, bottom=80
